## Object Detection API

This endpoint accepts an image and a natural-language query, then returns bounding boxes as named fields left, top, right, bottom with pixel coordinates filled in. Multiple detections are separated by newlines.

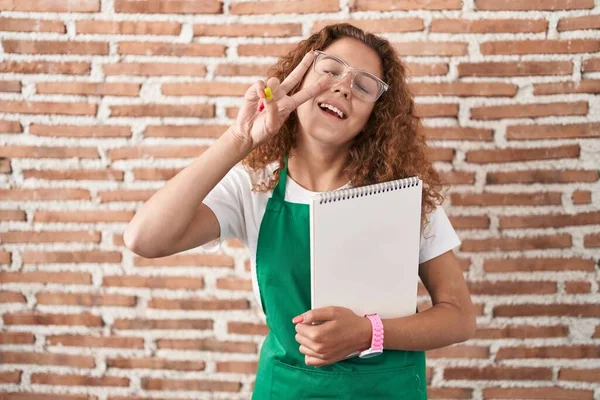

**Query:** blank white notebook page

left=310, top=178, right=422, bottom=320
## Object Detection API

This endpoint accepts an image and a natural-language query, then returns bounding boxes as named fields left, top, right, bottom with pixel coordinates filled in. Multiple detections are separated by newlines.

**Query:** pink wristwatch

left=359, top=314, right=384, bottom=358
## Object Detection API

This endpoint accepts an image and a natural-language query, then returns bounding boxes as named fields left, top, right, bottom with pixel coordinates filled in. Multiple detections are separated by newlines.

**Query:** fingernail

left=264, top=87, right=273, bottom=101
left=258, top=101, right=265, bottom=113
left=292, top=315, right=304, bottom=324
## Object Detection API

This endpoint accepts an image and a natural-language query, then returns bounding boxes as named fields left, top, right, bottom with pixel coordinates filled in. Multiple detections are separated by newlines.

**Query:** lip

left=316, top=99, right=349, bottom=120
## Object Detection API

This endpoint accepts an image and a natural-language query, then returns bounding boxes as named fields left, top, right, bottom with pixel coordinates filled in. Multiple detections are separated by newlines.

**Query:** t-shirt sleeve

left=419, top=205, right=461, bottom=264
left=200, top=166, right=248, bottom=252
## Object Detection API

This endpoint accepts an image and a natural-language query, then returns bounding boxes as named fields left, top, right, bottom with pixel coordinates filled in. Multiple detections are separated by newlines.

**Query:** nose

left=331, top=70, right=353, bottom=99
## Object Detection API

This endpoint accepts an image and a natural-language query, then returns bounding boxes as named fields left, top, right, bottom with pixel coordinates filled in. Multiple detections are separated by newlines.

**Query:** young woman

left=125, top=23, right=476, bottom=399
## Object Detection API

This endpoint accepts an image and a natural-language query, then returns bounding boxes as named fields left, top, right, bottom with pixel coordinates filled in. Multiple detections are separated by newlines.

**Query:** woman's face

left=295, top=37, right=384, bottom=148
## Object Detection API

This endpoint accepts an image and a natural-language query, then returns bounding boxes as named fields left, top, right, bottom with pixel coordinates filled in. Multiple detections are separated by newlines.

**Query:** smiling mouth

left=317, top=102, right=347, bottom=121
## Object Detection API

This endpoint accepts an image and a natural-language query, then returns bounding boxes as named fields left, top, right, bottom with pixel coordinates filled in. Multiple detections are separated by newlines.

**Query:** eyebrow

left=328, top=52, right=382, bottom=80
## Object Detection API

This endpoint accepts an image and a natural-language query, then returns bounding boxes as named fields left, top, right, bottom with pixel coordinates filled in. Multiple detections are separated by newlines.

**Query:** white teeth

left=319, top=102, right=345, bottom=119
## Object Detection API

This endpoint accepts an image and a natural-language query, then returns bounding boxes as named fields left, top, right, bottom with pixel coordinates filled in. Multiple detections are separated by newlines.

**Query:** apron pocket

left=271, top=360, right=422, bottom=400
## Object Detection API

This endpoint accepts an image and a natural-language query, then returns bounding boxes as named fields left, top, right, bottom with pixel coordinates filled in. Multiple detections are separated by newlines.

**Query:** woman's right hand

left=229, top=51, right=335, bottom=151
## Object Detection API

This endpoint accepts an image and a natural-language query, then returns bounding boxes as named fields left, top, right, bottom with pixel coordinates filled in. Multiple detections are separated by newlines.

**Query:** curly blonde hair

left=242, top=23, right=444, bottom=231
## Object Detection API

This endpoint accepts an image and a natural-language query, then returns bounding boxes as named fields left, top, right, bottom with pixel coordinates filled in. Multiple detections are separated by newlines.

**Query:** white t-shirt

left=202, top=163, right=461, bottom=311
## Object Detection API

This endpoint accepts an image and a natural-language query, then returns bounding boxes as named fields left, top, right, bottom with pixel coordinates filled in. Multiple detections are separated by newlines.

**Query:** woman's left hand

left=293, top=306, right=372, bottom=367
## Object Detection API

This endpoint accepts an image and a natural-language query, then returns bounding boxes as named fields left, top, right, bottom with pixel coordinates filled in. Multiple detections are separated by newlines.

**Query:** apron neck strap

left=273, top=156, right=289, bottom=201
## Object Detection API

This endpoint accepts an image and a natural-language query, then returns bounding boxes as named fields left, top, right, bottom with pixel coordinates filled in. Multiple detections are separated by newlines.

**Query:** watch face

left=359, top=349, right=384, bottom=359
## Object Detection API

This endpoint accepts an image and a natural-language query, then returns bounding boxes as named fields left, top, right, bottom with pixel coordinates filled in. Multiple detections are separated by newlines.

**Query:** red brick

left=34, top=211, right=133, bottom=223
left=47, top=335, right=144, bottom=348
left=0, top=188, right=90, bottom=201
left=0, top=81, right=20, bottom=93
left=405, top=63, right=449, bottom=77
left=534, top=80, right=600, bottom=95
left=145, top=124, right=227, bottom=138
left=24, top=169, right=124, bottom=181
left=162, top=82, right=248, bottom=96
left=448, top=216, right=490, bottom=230
left=415, top=103, right=458, bottom=118
left=312, top=18, right=424, bottom=33
left=499, top=211, right=600, bottom=230
left=215, top=63, right=268, bottom=77
left=4, top=312, right=102, bottom=327
left=559, top=368, right=600, bottom=382
left=157, top=337, right=256, bottom=353
left=216, top=277, right=252, bottom=291
left=507, top=123, right=600, bottom=140
left=107, top=357, right=205, bottom=371
left=0, top=158, right=11, bottom=173
left=238, top=43, right=296, bottom=57
left=410, top=82, right=517, bottom=97
left=104, top=62, right=207, bottom=77
left=31, top=373, right=129, bottom=387
left=30, top=124, right=131, bottom=138
left=0, top=393, right=97, bottom=400
left=471, top=101, right=588, bottom=119
left=1, top=331, right=32, bottom=344
left=113, top=318, right=212, bottom=330
left=0, top=210, right=25, bottom=221
left=565, top=281, right=591, bottom=293
left=0, top=271, right=91, bottom=284
left=428, top=148, right=455, bottom=162
left=110, top=104, right=213, bottom=118
left=37, top=292, right=135, bottom=307
left=497, top=345, right=600, bottom=359
left=0, top=120, right=22, bottom=133
left=103, top=274, right=204, bottom=289
left=559, top=15, right=600, bottom=31
left=484, top=258, right=595, bottom=273
left=22, top=251, right=120, bottom=264
left=426, top=345, right=489, bottom=359
left=118, top=41, right=225, bottom=57
left=468, top=281, right=557, bottom=295
left=0, top=291, right=26, bottom=304
left=482, top=39, right=600, bottom=55
left=572, top=190, right=592, bottom=204
left=467, top=145, right=580, bottom=163
left=459, top=61, right=572, bottom=77
left=475, top=0, right=594, bottom=10
left=76, top=20, right=181, bottom=35
left=216, top=361, right=258, bottom=373
left=228, top=321, right=269, bottom=335
left=0, top=351, right=94, bottom=368
left=142, top=377, right=240, bottom=392
left=439, top=171, right=476, bottom=185
left=474, top=325, right=568, bottom=339
left=451, top=192, right=561, bottom=206
left=428, top=388, right=473, bottom=399
left=445, top=366, right=552, bottom=380
left=460, top=234, right=572, bottom=252
left=583, top=58, right=600, bottom=72
left=494, top=304, right=600, bottom=318
left=350, top=0, right=462, bottom=11
left=148, top=297, right=248, bottom=310
left=195, top=23, right=302, bottom=37
left=36, top=82, right=140, bottom=96
left=0, top=61, right=90, bottom=75
left=231, top=0, right=338, bottom=14
left=0, top=18, right=64, bottom=33
left=116, top=0, right=222, bottom=13
left=394, top=41, right=468, bottom=56
left=0, top=0, right=100, bottom=12
left=0, top=101, right=97, bottom=116
left=487, top=169, right=598, bottom=184
left=3, top=40, right=108, bottom=55
left=431, top=18, right=547, bottom=33
left=109, top=146, right=208, bottom=160
left=483, top=387, right=593, bottom=400
left=0, top=251, right=12, bottom=264
left=584, top=233, right=600, bottom=248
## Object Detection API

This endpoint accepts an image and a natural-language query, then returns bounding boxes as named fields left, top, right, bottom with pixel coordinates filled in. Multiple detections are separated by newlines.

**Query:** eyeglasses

left=313, top=50, right=389, bottom=103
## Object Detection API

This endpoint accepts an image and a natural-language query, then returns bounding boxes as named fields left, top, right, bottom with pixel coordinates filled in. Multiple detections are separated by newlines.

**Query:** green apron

left=252, top=157, right=428, bottom=399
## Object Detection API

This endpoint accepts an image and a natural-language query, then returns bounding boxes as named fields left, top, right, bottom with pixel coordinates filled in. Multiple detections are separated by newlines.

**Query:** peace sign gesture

left=230, top=51, right=335, bottom=151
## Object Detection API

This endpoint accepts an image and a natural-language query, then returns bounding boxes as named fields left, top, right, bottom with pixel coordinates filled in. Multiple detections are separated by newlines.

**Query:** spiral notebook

left=309, top=176, right=422, bottom=320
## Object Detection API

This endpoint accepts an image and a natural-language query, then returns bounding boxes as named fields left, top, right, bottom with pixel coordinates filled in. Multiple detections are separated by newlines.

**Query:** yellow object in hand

left=264, top=87, right=273, bottom=101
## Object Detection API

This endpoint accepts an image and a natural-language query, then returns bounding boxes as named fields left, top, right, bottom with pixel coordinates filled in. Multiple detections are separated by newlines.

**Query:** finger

left=305, top=355, right=328, bottom=367
left=279, top=51, right=316, bottom=94
left=299, top=344, right=325, bottom=359
left=295, top=332, right=320, bottom=352
left=264, top=77, right=281, bottom=134
left=239, top=80, right=265, bottom=117
left=288, top=73, right=335, bottom=111
left=300, top=306, right=336, bottom=325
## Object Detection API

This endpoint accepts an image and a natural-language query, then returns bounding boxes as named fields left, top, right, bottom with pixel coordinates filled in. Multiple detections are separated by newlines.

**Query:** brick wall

left=0, top=0, right=598, bottom=399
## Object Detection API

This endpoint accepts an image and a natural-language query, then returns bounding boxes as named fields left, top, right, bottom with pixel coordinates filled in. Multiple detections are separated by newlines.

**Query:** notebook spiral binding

left=317, top=176, right=420, bottom=204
